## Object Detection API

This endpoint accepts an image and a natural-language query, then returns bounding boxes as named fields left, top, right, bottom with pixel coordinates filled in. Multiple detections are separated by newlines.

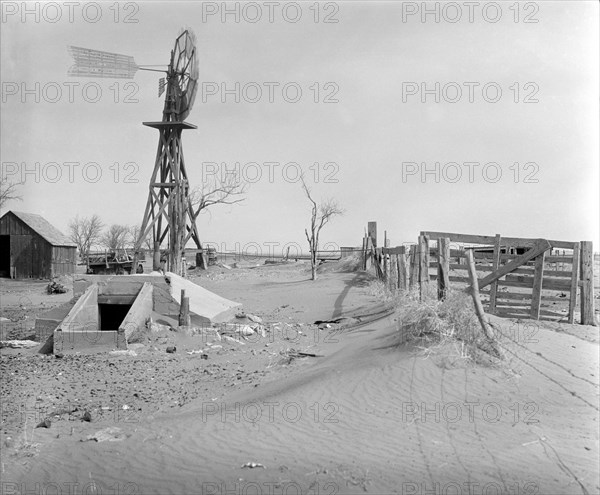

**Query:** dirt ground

left=0, top=259, right=599, bottom=495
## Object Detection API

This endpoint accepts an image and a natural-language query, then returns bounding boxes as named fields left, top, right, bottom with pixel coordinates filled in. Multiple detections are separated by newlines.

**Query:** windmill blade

left=158, top=78, right=166, bottom=97
left=186, top=60, right=199, bottom=112
left=68, top=46, right=138, bottom=79
left=168, top=28, right=199, bottom=121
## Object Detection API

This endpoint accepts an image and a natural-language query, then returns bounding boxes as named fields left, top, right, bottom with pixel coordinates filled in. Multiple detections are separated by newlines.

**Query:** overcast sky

left=1, top=1, right=598, bottom=254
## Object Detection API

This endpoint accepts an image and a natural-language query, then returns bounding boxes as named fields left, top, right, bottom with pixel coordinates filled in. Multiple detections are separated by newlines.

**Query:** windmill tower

left=68, top=29, right=203, bottom=275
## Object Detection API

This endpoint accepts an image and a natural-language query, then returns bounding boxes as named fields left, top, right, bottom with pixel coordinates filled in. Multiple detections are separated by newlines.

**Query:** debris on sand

left=166, top=346, right=177, bottom=353
left=84, top=427, right=128, bottom=443
left=0, top=340, right=39, bottom=349
left=241, top=462, right=266, bottom=469
left=222, top=335, right=245, bottom=345
left=47, top=280, right=68, bottom=294
left=246, top=314, right=263, bottom=324
left=36, top=418, right=51, bottom=429
left=278, top=348, right=322, bottom=365
left=109, top=350, right=138, bottom=357
left=147, top=320, right=171, bottom=333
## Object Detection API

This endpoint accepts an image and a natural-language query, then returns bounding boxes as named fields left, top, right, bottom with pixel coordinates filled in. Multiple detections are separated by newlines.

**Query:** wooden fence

left=362, top=224, right=596, bottom=326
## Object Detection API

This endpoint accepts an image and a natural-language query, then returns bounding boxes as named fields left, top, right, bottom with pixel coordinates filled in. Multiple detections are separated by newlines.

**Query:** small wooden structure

left=0, top=211, right=76, bottom=279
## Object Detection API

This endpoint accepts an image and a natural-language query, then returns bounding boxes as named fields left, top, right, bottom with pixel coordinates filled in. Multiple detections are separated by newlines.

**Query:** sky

left=1, top=0, right=598, bottom=255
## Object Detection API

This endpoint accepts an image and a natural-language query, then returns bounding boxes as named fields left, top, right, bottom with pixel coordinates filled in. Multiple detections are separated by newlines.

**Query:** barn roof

left=4, top=211, right=77, bottom=247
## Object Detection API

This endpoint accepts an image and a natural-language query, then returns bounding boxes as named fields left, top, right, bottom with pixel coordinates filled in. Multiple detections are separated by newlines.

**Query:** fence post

left=364, top=236, right=374, bottom=271
left=568, top=242, right=579, bottom=324
left=368, top=222, right=377, bottom=248
left=465, top=249, right=504, bottom=360
left=398, top=246, right=408, bottom=291
left=383, top=251, right=388, bottom=282
left=179, top=289, right=190, bottom=327
left=530, top=250, right=546, bottom=320
left=488, top=234, right=502, bottom=313
left=418, top=235, right=430, bottom=300
left=580, top=241, right=596, bottom=326
left=409, top=245, right=419, bottom=289
left=437, top=237, right=450, bottom=300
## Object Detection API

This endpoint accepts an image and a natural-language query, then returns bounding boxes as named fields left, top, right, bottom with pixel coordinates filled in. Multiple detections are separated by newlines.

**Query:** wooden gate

left=421, top=231, right=595, bottom=325
left=360, top=223, right=595, bottom=326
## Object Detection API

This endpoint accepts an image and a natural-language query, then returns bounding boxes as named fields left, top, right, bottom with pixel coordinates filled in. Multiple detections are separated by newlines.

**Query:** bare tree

left=189, top=174, right=247, bottom=220
left=300, top=175, right=344, bottom=280
left=128, top=224, right=152, bottom=251
left=68, top=215, right=104, bottom=267
left=101, top=224, right=129, bottom=252
left=0, top=177, right=23, bottom=210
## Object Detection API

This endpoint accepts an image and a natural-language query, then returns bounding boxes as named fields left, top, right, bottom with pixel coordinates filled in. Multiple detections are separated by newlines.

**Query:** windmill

left=68, top=29, right=204, bottom=275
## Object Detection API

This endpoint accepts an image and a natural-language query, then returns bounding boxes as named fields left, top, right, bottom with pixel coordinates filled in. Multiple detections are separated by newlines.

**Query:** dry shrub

left=366, top=278, right=397, bottom=304
left=394, top=287, right=500, bottom=366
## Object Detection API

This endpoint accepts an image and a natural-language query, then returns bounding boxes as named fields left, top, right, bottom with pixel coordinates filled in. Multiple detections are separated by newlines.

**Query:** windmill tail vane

left=67, top=46, right=139, bottom=79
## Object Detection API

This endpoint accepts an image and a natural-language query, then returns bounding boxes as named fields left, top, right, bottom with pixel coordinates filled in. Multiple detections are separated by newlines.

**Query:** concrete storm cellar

left=42, top=273, right=241, bottom=355
left=53, top=277, right=157, bottom=354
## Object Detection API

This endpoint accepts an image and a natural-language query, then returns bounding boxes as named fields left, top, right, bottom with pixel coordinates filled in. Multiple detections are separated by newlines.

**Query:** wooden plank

left=473, top=252, right=574, bottom=264
left=481, top=290, right=531, bottom=300
left=421, top=231, right=578, bottom=250
left=482, top=290, right=566, bottom=303
left=430, top=274, right=470, bottom=283
left=418, top=235, right=430, bottom=299
left=492, top=300, right=532, bottom=308
left=389, top=253, right=398, bottom=290
left=494, top=307, right=566, bottom=318
left=568, top=242, right=580, bottom=324
left=383, top=250, right=389, bottom=282
left=501, top=278, right=571, bottom=291
left=544, top=255, right=576, bottom=264
left=489, top=234, right=502, bottom=313
left=443, top=263, right=572, bottom=278
left=464, top=250, right=503, bottom=358
left=580, top=241, right=596, bottom=326
left=437, top=237, right=450, bottom=300
left=409, top=245, right=419, bottom=289
left=530, top=251, right=546, bottom=319
left=477, top=239, right=551, bottom=290
left=398, top=249, right=408, bottom=290
left=179, top=289, right=191, bottom=326
left=368, top=222, right=377, bottom=248
left=422, top=231, right=500, bottom=246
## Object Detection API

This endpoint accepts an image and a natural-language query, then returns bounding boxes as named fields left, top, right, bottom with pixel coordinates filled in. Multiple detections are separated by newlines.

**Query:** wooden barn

left=0, top=211, right=77, bottom=279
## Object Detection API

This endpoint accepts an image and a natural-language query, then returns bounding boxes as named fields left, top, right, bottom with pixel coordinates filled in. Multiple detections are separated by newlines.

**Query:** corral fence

left=362, top=222, right=596, bottom=326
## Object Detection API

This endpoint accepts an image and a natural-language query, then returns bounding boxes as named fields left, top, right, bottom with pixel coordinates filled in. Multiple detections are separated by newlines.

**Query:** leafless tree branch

left=0, top=177, right=23, bottom=210
left=300, top=174, right=344, bottom=280
left=190, top=174, right=247, bottom=220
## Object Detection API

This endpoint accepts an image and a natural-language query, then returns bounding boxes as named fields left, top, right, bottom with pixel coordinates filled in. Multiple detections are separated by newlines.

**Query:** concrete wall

left=54, top=278, right=157, bottom=354
left=54, top=329, right=125, bottom=354
left=74, top=274, right=175, bottom=315
left=54, top=283, right=113, bottom=354
left=60, top=283, right=98, bottom=332
left=34, top=300, right=76, bottom=342
left=120, top=282, right=153, bottom=342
